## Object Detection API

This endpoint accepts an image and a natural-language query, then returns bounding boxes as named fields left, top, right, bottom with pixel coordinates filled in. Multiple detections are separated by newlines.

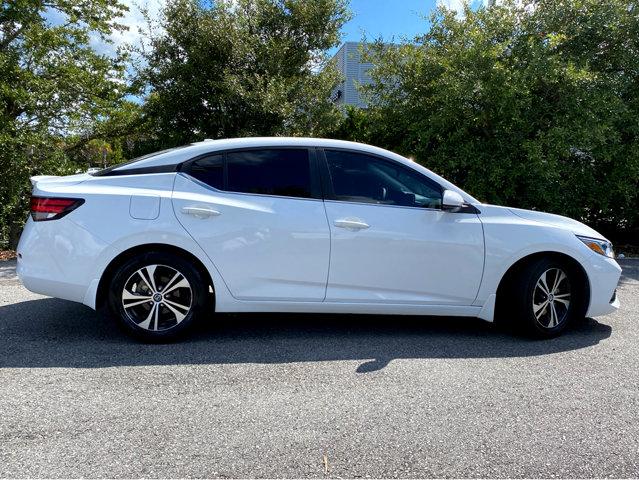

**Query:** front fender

left=475, top=208, right=621, bottom=319
left=475, top=208, right=593, bottom=306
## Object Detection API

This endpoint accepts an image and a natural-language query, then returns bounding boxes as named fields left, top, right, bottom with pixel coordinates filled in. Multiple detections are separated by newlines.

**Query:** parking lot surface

left=0, top=259, right=638, bottom=478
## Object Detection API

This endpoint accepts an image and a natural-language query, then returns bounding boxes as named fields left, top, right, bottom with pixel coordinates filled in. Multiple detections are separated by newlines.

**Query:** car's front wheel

left=107, top=252, right=208, bottom=341
left=511, top=258, right=585, bottom=338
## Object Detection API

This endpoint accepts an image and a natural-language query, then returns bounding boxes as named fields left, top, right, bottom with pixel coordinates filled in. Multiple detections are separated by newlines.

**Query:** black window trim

left=178, top=146, right=323, bottom=201
left=94, top=163, right=179, bottom=176
left=95, top=143, right=479, bottom=213
left=91, top=146, right=191, bottom=176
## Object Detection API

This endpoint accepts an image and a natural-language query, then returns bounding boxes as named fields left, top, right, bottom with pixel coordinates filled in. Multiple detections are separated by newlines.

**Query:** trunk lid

left=30, top=173, right=92, bottom=188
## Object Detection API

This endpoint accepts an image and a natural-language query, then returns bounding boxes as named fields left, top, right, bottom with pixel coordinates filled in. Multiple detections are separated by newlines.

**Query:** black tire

left=510, top=257, right=585, bottom=338
left=107, top=251, right=208, bottom=342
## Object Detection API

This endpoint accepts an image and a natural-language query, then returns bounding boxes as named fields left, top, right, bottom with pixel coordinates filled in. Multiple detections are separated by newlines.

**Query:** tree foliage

left=139, top=0, right=349, bottom=146
left=2, top=0, right=639, bottom=249
left=0, top=0, right=130, bottom=247
left=344, top=0, right=639, bottom=232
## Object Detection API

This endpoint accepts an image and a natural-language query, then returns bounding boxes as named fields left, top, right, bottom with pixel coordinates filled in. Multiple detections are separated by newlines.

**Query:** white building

left=329, top=42, right=375, bottom=108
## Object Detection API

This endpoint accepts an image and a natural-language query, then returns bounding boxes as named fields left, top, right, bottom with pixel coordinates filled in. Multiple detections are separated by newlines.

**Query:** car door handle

left=181, top=206, right=221, bottom=219
left=334, top=218, right=370, bottom=230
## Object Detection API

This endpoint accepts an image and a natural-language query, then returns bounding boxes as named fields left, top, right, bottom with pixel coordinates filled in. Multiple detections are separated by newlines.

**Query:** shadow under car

left=0, top=297, right=612, bottom=372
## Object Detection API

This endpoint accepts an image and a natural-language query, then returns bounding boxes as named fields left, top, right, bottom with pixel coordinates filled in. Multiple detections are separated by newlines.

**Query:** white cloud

left=91, top=0, right=167, bottom=57
left=437, top=0, right=491, bottom=17
left=94, top=0, right=238, bottom=57
left=437, top=0, right=466, bottom=13
left=116, top=0, right=166, bottom=49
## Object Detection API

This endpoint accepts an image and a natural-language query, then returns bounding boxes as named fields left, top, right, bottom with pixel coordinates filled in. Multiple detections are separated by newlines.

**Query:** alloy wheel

left=121, top=264, right=192, bottom=331
left=532, top=267, right=571, bottom=329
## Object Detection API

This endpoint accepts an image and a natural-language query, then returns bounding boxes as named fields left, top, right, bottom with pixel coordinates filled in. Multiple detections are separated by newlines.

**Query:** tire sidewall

left=519, top=259, right=578, bottom=338
left=107, top=252, right=207, bottom=342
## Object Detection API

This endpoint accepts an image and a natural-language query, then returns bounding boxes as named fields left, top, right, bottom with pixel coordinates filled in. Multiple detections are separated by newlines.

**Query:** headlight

left=577, top=235, right=615, bottom=258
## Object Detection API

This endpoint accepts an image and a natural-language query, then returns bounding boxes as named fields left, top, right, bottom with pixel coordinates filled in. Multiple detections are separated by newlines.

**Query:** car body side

left=17, top=138, right=621, bottom=321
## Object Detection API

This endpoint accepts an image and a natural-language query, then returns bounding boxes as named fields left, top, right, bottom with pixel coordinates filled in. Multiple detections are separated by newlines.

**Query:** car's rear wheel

left=511, top=258, right=585, bottom=338
left=107, top=252, right=207, bottom=341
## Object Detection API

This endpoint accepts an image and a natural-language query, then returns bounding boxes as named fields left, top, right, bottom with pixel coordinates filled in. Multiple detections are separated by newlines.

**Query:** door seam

left=321, top=199, right=333, bottom=302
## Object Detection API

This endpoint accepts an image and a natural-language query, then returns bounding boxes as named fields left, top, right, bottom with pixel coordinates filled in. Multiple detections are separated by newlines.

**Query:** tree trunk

left=8, top=222, right=22, bottom=250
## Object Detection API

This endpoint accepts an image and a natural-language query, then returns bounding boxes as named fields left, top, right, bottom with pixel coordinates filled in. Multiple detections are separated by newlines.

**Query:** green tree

left=139, top=0, right=350, bottom=145
left=0, top=0, right=129, bottom=247
left=66, top=100, right=151, bottom=168
left=356, top=0, right=639, bottom=233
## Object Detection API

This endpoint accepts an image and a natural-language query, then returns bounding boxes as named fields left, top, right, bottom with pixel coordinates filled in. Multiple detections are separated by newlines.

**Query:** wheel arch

left=95, top=243, right=215, bottom=311
left=495, top=251, right=591, bottom=320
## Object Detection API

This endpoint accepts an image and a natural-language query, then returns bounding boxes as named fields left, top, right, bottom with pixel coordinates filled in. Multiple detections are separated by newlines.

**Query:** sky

left=93, top=0, right=470, bottom=57
left=340, top=0, right=438, bottom=44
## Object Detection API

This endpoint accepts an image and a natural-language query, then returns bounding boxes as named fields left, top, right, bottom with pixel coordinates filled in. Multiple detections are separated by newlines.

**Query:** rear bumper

left=16, top=217, right=108, bottom=306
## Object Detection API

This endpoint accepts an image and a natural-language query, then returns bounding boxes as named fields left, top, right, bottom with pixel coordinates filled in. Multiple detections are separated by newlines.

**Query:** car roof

left=109, top=137, right=479, bottom=203
left=113, top=137, right=407, bottom=171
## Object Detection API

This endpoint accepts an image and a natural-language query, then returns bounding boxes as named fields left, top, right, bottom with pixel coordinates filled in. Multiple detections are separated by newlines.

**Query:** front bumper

left=584, top=254, right=622, bottom=317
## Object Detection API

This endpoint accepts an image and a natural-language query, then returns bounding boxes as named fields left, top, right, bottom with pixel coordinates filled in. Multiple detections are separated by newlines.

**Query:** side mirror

left=442, top=189, right=465, bottom=212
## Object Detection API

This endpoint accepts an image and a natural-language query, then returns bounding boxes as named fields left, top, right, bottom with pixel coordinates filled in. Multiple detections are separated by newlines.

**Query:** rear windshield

left=90, top=146, right=189, bottom=176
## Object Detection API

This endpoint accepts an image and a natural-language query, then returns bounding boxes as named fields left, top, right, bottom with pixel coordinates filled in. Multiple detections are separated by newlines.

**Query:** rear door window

left=226, top=149, right=312, bottom=199
left=184, top=148, right=314, bottom=199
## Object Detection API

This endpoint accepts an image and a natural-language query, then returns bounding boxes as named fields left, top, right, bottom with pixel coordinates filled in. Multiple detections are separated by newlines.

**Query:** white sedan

left=17, top=137, right=621, bottom=341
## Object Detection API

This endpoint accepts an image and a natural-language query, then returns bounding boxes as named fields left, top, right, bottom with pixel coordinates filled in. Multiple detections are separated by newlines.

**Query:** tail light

left=30, top=196, right=85, bottom=221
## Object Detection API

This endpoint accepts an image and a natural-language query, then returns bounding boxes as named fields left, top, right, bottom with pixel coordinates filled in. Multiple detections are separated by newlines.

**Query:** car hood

left=507, top=206, right=606, bottom=240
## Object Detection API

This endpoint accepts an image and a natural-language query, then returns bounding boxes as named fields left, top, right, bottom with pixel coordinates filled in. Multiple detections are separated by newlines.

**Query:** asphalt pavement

left=0, top=259, right=638, bottom=478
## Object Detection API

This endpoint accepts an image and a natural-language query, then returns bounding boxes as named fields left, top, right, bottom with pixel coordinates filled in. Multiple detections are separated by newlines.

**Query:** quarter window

left=324, top=150, right=442, bottom=209
left=188, top=154, right=224, bottom=190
